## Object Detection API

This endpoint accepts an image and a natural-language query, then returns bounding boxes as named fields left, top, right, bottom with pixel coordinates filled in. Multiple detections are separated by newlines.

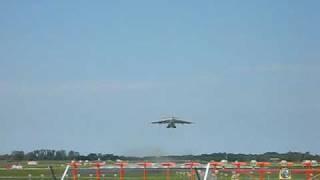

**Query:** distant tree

left=101, top=154, right=119, bottom=161
left=11, top=151, right=24, bottom=161
left=2, top=150, right=320, bottom=162
left=0, top=154, right=10, bottom=160
left=55, top=150, right=67, bottom=160
left=79, top=155, right=87, bottom=160
left=47, top=150, right=56, bottom=160
left=87, top=153, right=98, bottom=161
left=25, top=152, right=37, bottom=160
left=68, top=151, right=80, bottom=160
left=35, top=150, right=46, bottom=160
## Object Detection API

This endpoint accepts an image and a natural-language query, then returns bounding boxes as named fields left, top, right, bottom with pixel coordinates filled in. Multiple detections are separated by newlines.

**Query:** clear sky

left=0, top=0, right=320, bottom=156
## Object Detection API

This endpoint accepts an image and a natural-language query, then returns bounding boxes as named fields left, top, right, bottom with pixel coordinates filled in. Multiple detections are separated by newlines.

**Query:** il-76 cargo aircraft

left=152, top=116, right=193, bottom=128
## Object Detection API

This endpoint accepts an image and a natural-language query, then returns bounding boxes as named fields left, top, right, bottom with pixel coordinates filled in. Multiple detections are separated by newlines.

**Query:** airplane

left=152, top=116, right=193, bottom=128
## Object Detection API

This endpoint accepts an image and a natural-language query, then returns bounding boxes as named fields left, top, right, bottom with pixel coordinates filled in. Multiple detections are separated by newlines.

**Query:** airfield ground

left=0, top=160, right=316, bottom=179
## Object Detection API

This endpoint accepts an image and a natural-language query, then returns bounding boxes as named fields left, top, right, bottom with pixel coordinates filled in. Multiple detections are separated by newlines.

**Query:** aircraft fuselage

left=166, top=122, right=176, bottom=128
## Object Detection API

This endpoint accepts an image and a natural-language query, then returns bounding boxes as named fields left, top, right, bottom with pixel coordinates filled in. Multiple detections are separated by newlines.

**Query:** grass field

left=0, top=160, right=318, bottom=179
left=0, top=168, right=315, bottom=179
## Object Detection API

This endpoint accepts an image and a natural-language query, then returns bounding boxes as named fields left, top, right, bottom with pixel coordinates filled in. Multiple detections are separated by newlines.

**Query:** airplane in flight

left=152, top=116, right=193, bottom=128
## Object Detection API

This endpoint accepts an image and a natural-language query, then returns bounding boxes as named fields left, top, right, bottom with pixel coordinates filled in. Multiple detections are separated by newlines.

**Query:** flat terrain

left=0, top=161, right=318, bottom=179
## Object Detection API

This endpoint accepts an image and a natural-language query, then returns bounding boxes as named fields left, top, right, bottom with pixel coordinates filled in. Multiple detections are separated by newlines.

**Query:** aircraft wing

left=152, top=120, right=171, bottom=124
left=173, top=119, right=193, bottom=124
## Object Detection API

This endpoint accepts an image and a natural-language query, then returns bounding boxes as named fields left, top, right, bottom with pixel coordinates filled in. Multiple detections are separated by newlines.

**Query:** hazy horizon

left=2, top=150, right=318, bottom=157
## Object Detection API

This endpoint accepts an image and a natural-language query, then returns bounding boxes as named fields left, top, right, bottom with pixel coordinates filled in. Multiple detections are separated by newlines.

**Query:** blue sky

left=0, top=0, right=320, bottom=156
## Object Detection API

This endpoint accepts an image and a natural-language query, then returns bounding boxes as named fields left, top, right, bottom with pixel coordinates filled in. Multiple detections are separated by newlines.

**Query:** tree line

left=0, top=150, right=123, bottom=161
left=1, top=150, right=320, bottom=162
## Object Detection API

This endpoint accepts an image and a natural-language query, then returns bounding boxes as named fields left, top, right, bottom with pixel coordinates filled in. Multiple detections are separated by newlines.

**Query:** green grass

left=0, top=169, right=315, bottom=179
left=0, top=161, right=318, bottom=179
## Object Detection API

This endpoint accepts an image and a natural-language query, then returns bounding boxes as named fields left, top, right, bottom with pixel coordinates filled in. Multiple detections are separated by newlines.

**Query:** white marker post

left=60, top=165, right=70, bottom=180
left=203, top=163, right=210, bottom=180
